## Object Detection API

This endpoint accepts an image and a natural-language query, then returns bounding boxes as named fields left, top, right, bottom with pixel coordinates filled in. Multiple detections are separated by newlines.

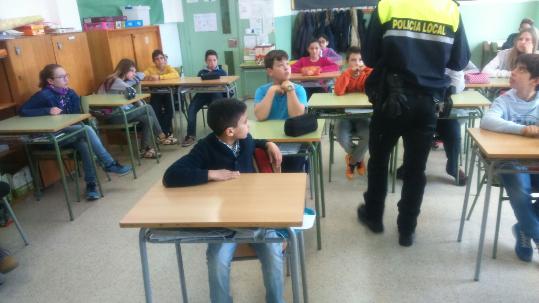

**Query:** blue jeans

left=187, top=93, right=224, bottom=137
left=206, top=230, right=285, bottom=303
left=107, top=104, right=162, bottom=149
left=500, top=170, right=539, bottom=242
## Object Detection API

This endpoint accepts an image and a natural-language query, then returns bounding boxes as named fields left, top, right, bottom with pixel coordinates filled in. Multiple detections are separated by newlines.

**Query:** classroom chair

left=0, top=181, right=29, bottom=245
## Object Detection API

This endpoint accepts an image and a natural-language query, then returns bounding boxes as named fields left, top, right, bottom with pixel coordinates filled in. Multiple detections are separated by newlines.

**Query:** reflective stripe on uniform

left=383, top=30, right=455, bottom=44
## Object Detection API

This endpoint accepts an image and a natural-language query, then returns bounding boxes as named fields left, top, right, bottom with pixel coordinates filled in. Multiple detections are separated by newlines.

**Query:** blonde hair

left=507, top=27, right=538, bottom=70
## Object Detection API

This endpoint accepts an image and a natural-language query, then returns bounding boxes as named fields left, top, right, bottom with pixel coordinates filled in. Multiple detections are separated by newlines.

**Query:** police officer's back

left=357, top=0, right=470, bottom=247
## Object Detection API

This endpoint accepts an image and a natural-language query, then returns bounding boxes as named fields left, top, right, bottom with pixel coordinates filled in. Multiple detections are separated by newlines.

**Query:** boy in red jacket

left=334, top=47, right=373, bottom=179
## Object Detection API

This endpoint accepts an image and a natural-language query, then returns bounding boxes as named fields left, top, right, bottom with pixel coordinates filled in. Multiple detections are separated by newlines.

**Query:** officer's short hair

left=264, top=50, right=289, bottom=69
left=345, top=46, right=362, bottom=61
left=517, top=54, right=539, bottom=90
left=207, top=98, right=247, bottom=135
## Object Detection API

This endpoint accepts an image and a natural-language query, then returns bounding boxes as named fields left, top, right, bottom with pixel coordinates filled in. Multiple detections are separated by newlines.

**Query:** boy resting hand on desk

left=480, top=53, right=539, bottom=262
left=162, top=99, right=285, bottom=303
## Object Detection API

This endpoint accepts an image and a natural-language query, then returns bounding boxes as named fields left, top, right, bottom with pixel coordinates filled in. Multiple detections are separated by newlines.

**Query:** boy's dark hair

left=317, top=34, right=329, bottom=41
left=345, top=46, right=362, bottom=61
left=264, top=50, right=289, bottom=69
left=207, top=98, right=247, bottom=135
left=152, top=49, right=166, bottom=60
left=205, top=49, right=218, bottom=60
left=520, top=18, right=534, bottom=27
left=517, top=53, right=539, bottom=90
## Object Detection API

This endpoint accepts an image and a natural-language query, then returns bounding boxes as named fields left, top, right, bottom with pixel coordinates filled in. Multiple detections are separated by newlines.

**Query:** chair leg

left=328, top=124, right=334, bottom=183
left=175, top=243, right=189, bottom=303
left=202, top=107, right=206, bottom=129
left=133, top=125, right=142, bottom=166
left=123, top=123, right=138, bottom=179
left=2, top=197, right=29, bottom=245
left=73, top=151, right=81, bottom=202
left=466, top=174, right=487, bottom=220
left=492, top=186, right=504, bottom=259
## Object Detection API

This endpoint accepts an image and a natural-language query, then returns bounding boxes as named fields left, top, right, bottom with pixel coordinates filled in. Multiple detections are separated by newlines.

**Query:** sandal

left=159, top=134, right=178, bottom=145
left=142, top=147, right=159, bottom=159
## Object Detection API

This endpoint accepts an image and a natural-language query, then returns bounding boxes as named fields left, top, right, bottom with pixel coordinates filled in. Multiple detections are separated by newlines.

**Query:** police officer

left=357, top=0, right=470, bottom=246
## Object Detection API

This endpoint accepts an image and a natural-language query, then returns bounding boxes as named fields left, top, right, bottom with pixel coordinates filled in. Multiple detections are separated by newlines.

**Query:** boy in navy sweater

left=182, top=49, right=229, bottom=147
left=163, top=99, right=285, bottom=303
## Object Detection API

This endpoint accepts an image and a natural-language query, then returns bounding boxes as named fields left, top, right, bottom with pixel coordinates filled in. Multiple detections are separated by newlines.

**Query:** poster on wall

left=193, top=13, right=218, bottom=32
left=162, top=0, right=184, bottom=23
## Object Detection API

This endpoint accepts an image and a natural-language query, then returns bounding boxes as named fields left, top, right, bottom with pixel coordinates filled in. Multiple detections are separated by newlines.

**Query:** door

left=131, top=27, right=161, bottom=72
left=51, top=33, right=95, bottom=95
left=178, top=0, right=242, bottom=77
left=3, top=36, right=56, bottom=105
left=108, top=31, right=137, bottom=70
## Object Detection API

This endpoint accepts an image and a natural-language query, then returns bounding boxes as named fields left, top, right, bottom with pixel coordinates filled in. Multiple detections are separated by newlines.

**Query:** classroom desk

left=457, top=128, right=539, bottom=281
left=0, top=114, right=101, bottom=221
left=290, top=71, right=341, bottom=82
left=141, top=76, right=239, bottom=140
left=120, top=174, right=307, bottom=303
left=465, top=77, right=510, bottom=100
left=83, top=93, right=154, bottom=178
left=249, top=119, right=326, bottom=251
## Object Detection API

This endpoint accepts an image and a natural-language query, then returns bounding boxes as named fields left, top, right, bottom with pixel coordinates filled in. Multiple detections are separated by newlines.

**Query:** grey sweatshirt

left=480, top=89, right=539, bottom=134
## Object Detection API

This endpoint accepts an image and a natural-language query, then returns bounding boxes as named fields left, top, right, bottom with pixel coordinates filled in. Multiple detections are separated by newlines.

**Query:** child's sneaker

left=0, top=248, right=18, bottom=274
left=104, top=161, right=132, bottom=176
left=512, top=224, right=533, bottom=262
left=356, top=160, right=366, bottom=176
left=85, top=182, right=100, bottom=201
left=345, top=154, right=355, bottom=180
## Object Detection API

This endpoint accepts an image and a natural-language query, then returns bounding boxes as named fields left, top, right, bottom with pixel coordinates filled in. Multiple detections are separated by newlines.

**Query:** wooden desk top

left=451, top=90, right=491, bottom=108
left=290, top=71, right=341, bottom=82
left=119, top=173, right=307, bottom=228
left=249, top=119, right=325, bottom=143
left=0, top=114, right=90, bottom=134
left=141, top=76, right=240, bottom=87
left=83, top=94, right=150, bottom=107
left=465, top=77, right=510, bottom=89
left=468, top=128, right=539, bottom=159
left=308, top=91, right=490, bottom=110
left=309, top=92, right=370, bottom=109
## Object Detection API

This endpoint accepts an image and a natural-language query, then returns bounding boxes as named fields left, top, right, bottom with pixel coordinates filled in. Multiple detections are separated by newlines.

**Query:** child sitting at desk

left=317, top=34, right=342, bottom=65
left=483, top=28, right=537, bottom=77
left=333, top=46, right=372, bottom=179
left=162, top=99, right=284, bottom=303
left=19, top=64, right=132, bottom=201
left=98, top=59, right=176, bottom=159
left=255, top=49, right=309, bottom=172
left=143, top=49, right=179, bottom=143
left=480, top=53, right=539, bottom=262
left=291, top=39, right=340, bottom=99
left=182, top=49, right=228, bottom=147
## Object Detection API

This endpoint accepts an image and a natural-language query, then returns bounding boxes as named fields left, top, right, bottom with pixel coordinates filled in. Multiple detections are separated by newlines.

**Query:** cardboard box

left=83, top=16, right=127, bottom=23
left=83, top=22, right=116, bottom=31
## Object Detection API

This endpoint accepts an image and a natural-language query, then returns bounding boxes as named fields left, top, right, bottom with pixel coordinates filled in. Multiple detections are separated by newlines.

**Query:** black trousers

left=150, top=93, right=173, bottom=135
left=363, top=91, right=438, bottom=234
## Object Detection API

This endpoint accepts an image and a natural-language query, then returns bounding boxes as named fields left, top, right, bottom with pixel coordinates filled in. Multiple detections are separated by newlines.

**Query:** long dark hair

left=101, top=59, right=136, bottom=92
left=39, top=64, right=62, bottom=88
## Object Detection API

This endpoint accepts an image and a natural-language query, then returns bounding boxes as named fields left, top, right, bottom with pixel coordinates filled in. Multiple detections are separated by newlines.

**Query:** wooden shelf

left=0, top=49, right=7, bottom=59
left=0, top=103, right=15, bottom=111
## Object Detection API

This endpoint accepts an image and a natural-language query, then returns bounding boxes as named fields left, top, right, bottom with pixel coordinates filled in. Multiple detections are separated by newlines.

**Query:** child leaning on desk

left=162, top=99, right=285, bottom=303
left=143, top=49, right=179, bottom=144
left=480, top=53, right=539, bottom=262
left=333, top=46, right=372, bottom=179
left=97, top=58, right=176, bottom=159
left=291, top=38, right=340, bottom=98
left=19, top=64, right=132, bottom=201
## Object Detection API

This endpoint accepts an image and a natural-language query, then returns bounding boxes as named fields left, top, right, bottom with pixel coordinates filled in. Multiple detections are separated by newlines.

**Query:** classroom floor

left=1, top=101, right=538, bottom=303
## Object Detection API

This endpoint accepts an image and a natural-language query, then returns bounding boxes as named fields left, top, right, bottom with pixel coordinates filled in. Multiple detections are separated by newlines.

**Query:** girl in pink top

left=291, top=39, right=340, bottom=98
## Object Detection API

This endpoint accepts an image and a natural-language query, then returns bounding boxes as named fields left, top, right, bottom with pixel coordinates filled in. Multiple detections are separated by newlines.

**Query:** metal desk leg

left=297, top=231, right=308, bottom=303
left=50, top=134, right=74, bottom=221
left=310, top=145, right=322, bottom=250
left=287, top=227, right=301, bottom=303
left=176, top=88, right=184, bottom=141
left=139, top=228, right=153, bottom=303
left=317, top=142, right=326, bottom=218
left=175, top=243, right=189, bottom=303
left=169, top=88, right=181, bottom=144
left=24, top=143, right=42, bottom=200
left=121, top=109, right=138, bottom=179
left=2, top=197, right=29, bottom=245
left=458, top=145, right=477, bottom=242
left=474, top=161, right=494, bottom=281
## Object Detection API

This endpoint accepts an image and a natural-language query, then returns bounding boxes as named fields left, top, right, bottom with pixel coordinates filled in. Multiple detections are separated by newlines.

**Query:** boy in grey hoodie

left=480, top=53, right=539, bottom=262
